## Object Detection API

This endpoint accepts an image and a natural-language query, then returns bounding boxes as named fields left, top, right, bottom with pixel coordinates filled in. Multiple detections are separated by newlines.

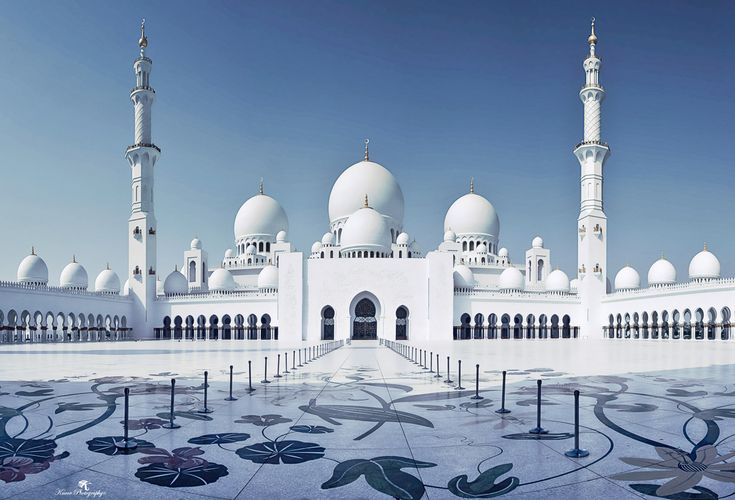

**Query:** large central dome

left=234, top=192, right=288, bottom=242
left=328, top=159, right=404, bottom=226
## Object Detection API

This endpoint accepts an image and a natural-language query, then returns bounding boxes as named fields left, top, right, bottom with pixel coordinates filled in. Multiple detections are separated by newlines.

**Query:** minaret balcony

left=580, top=84, right=604, bottom=92
left=130, top=85, right=156, bottom=94
left=126, top=142, right=161, bottom=153
left=573, top=139, right=609, bottom=150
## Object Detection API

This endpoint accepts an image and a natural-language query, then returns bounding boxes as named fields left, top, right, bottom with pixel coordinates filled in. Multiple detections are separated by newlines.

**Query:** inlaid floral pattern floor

left=1, top=340, right=735, bottom=499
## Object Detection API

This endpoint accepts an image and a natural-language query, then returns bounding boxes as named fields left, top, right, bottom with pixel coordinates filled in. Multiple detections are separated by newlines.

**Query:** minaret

left=574, top=18, right=610, bottom=337
left=126, top=19, right=160, bottom=326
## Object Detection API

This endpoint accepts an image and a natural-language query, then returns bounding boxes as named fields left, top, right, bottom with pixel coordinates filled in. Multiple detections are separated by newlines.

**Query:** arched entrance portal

left=352, top=298, right=377, bottom=340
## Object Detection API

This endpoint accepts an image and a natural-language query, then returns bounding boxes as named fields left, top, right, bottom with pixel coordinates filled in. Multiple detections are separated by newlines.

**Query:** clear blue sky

left=1, top=1, right=733, bottom=285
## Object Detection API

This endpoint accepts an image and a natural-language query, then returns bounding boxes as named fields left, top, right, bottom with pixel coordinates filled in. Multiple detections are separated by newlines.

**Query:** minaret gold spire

left=138, top=18, right=148, bottom=50
left=588, top=17, right=597, bottom=57
left=470, top=177, right=474, bottom=194
left=364, top=139, right=370, bottom=161
left=259, top=178, right=264, bottom=195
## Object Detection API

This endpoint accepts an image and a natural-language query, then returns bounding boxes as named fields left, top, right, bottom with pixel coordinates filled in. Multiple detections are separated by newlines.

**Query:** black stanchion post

left=429, top=351, right=434, bottom=373
left=284, top=352, right=290, bottom=374
left=565, top=390, right=589, bottom=457
left=262, top=357, right=271, bottom=384
left=225, top=365, right=237, bottom=401
left=247, top=360, right=255, bottom=393
left=495, top=370, right=510, bottom=414
left=298, top=348, right=303, bottom=367
left=529, top=379, right=548, bottom=434
left=115, top=387, right=138, bottom=450
left=444, top=356, right=453, bottom=384
left=471, top=364, right=483, bottom=400
left=197, top=371, right=214, bottom=413
left=434, top=353, right=441, bottom=378
left=292, top=350, right=296, bottom=371
left=274, top=354, right=282, bottom=378
left=163, top=378, right=180, bottom=428
left=455, top=360, right=465, bottom=390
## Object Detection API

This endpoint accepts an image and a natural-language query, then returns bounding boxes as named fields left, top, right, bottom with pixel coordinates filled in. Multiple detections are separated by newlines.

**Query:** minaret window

left=188, top=261, right=196, bottom=282
left=537, top=259, right=544, bottom=281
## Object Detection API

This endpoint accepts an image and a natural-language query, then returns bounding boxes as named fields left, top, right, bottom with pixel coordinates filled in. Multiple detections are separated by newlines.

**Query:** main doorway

left=352, top=298, right=377, bottom=340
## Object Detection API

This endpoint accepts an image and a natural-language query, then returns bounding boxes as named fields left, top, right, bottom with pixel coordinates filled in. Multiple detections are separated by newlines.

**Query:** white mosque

left=1, top=20, right=733, bottom=344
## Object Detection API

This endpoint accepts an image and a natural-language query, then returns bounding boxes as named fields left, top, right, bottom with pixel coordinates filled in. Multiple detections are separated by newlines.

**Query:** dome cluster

left=15, top=250, right=121, bottom=294
left=443, top=187, right=500, bottom=253
left=340, top=200, right=393, bottom=257
left=612, top=245, right=722, bottom=291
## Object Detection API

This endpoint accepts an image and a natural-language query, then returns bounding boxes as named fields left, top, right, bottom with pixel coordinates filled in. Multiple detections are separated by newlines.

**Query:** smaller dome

left=224, top=249, right=235, bottom=259
left=340, top=205, right=392, bottom=254
left=246, top=244, right=257, bottom=255
left=190, top=238, right=202, bottom=250
left=498, top=247, right=509, bottom=258
left=17, top=249, right=48, bottom=285
left=532, top=236, right=544, bottom=249
left=60, top=258, right=88, bottom=290
left=311, top=241, right=322, bottom=254
left=453, top=264, right=475, bottom=288
left=321, top=232, right=335, bottom=246
left=122, top=279, right=130, bottom=296
left=276, top=230, right=287, bottom=243
left=209, top=268, right=237, bottom=292
left=498, top=267, right=524, bottom=291
left=396, top=232, right=410, bottom=246
left=570, top=278, right=579, bottom=292
left=689, top=245, right=720, bottom=280
left=95, top=267, right=120, bottom=294
left=258, top=265, right=279, bottom=289
left=476, top=243, right=487, bottom=254
left=648, top=257, right=676, bottom=286
left=443, top=230, right=456, bottom=242
left=614, top=266, right=640, bottom=291
left=163, top=268, right=188, bottom=295
left=545, top=269, right=570, bottom=293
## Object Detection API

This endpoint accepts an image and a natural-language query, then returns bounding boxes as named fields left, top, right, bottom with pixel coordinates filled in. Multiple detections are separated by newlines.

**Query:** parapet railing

left=454, top=288, right=580, bottom=301
left=0, top=281, right=130, bottom=300
left=604, top=277, right=735, bottom=300
left=157, top=288, right=278, bottom=301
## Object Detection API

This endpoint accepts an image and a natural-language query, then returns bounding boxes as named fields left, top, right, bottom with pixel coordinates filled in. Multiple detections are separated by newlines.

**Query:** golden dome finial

left=175, top=264, right=178, bottom=272
left=704, top=242, right=708, bottom=251
left=72, top=254, right=76, bottom=263
left=258, top=178, right=264, bottom=195
left=470, top=177, right=475, bottom=194
left=106, top=262, right=110, bottom=270
left=588, top=17, right=597, bottom=45
left=31, top=246, right=35, bottom=255
left=364, top=139, right=370, bottom=161
left=363, top=193, right=369, bottom=208
left=138, top=18, right=148, bottom=49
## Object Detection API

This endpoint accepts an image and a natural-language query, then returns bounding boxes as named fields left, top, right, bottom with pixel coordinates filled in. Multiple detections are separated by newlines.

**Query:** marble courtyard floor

left=1, top=339, right=735, bottom=499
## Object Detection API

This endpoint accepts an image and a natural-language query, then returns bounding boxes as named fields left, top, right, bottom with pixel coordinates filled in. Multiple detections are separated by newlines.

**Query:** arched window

left=396, top=306, right=408, bottom=340
left=537, top=259, right=544, bottom=281
left=550, top=314, right=560, bottom=338
left=722, top=307, right=731, bottom=340
left=500, top=314, right=510, bottom=339
left=462, top=241, right=467, bottom=251
left=459, top=313, right=471, bottom=340
left=258, top=241, right=264, bottom=252
left=188, top=261, right=196, bottom=282
left=469, top=241, right=475, bottom=251
left=260, top=314, right=272, bottom=340
left=322, top=306, right=335, bottom=340
left=247, top=314, right=257, bottom=340
left=473, top=313, right=484, bottom=339
left=266, top=242, right=270, bottom=252
left=513, top=314, right=523, bottom=339
left=527, top=260, right=531, bottom=280
left=562, top=315, right=571, bottom=338
left=488, top=313, right=498, bottom=339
